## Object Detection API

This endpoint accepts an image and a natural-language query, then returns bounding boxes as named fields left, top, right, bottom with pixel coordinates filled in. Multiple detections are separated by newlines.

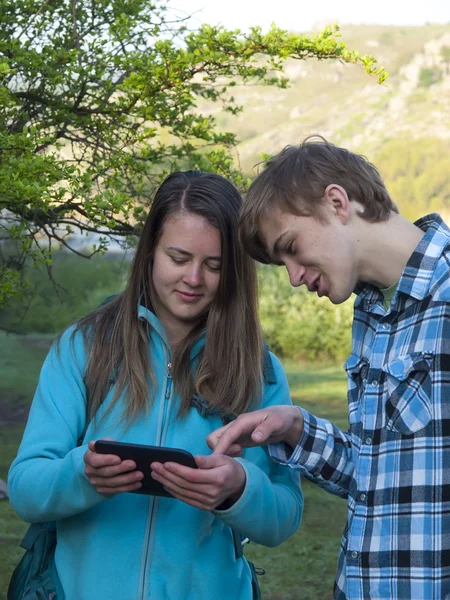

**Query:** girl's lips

left=175, top=291, right=202, bottom=302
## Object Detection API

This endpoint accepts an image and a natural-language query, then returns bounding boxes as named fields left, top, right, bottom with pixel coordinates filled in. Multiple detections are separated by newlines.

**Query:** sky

left=169, top=0, right=450, bottom=32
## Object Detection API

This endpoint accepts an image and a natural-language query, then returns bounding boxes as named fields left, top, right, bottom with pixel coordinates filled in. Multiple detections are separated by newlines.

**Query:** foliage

left=258, top=265, right=353, bottom=363
left=418, top=66, right=442, bottom=87
left=0, top=251, right=128, bottom=333
left=374, top=136, right=450, bottom=222
left=441, top=46, right=450, bottom=62
left=441, top=46, right=450, bottom=74
left=0, top=0, right=386, bottom=307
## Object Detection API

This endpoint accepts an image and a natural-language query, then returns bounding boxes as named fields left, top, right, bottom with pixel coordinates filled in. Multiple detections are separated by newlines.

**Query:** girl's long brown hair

left=72, top=171, right=264, bottom=423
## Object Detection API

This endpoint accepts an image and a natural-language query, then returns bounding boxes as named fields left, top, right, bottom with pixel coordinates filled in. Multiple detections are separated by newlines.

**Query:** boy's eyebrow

left=272, top=230, right=290, bottom=257
left=166, top=246, right=221, bottom=261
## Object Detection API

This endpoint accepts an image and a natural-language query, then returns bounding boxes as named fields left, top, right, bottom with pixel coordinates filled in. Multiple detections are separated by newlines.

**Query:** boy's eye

left=284, top=242, right=295, bottom=255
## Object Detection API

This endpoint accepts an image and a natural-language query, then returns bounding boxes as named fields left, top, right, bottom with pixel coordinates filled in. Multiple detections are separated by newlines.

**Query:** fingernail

left=253, top=432, right=263, bottom=441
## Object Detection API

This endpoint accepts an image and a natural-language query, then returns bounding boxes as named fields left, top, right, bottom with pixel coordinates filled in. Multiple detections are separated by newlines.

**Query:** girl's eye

left=170, top=256, right=187, bottom=265
left=207, top=262, right=221, bottom=272
left=284, top=242, right=295, bottom=255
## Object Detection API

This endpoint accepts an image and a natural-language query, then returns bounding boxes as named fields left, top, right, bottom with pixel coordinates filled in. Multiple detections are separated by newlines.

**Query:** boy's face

left=258, top=201, right=359, bottom=305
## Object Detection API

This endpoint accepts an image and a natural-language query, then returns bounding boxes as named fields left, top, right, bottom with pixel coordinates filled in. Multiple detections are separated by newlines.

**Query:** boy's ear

left=324, top=184, right=350, bottom=224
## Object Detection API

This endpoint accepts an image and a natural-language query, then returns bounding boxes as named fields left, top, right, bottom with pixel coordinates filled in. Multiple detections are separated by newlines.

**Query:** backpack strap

left=193, top=343, right=276, bottom=564
left=20, top=522, right=49, bottom=550
left=262, top=343, right=276, bottom=384
left=78, top=294, right=120, bottom=442
left=232, top=530, right=249, bottom=558
left=191, top=343, right=277, bottom=424
left=77, top=414, right=91, bottom=447
left=98, top=294, right=118, bottom=307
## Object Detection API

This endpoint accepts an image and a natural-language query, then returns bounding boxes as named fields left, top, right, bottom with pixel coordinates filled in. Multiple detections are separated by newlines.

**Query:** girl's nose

left=184, top=265, right=203, bottom=287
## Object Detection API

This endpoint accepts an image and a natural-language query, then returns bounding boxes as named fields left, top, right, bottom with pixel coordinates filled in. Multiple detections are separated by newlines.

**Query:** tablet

left=94, top=440, right=197, bottom=497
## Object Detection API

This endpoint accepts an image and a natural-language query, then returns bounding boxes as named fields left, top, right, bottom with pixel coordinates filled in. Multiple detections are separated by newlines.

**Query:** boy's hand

left=207, top=406, right=304, bottom=456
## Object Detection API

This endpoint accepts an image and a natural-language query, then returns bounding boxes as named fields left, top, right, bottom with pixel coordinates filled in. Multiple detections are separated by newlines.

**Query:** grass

left=0, top=426, right=28, bottom=600
left=0, top=334, right=349, bottom=600
left=0, top=331, right=54, bottom=422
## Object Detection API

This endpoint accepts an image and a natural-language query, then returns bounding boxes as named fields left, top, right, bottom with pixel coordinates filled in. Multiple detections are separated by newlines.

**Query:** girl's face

left=152, top=211, right=222, bottom=343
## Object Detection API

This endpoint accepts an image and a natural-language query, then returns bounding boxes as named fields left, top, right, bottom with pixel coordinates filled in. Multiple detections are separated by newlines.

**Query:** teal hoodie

left=8, top=307, right=303, bottom=600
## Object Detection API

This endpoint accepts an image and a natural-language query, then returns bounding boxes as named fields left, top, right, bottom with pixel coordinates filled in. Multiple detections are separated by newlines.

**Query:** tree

left=0, top=0, right=386, bottom=307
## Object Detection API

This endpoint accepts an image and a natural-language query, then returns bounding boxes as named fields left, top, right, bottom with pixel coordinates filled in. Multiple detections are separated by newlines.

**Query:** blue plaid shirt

left=271, top=214, right=450, bottom=599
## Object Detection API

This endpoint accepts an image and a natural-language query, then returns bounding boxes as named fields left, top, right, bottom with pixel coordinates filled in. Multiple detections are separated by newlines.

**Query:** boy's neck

left=356, top=212, right=425, bottom=289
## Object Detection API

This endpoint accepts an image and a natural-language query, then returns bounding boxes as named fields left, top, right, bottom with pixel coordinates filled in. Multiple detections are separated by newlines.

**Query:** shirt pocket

left=382, top=352, right=434, bottom=435
left=344, top=353, right=369, bottom=425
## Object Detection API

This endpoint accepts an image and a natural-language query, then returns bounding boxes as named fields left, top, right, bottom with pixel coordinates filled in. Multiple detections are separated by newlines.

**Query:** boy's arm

left=269, top=408, right=355, bottom=498
left=210, top=403, right=355, bottom=498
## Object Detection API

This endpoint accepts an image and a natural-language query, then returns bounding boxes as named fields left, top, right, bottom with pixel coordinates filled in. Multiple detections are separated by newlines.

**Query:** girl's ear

left=323, top=184, right=350, bottom=224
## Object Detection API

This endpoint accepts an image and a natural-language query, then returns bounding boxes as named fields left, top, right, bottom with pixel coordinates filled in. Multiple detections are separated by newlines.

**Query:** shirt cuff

left=269, top=407, right=312, bottom=466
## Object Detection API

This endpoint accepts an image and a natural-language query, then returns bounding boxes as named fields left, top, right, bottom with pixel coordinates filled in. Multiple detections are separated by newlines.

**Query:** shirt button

left=382, top=323, right=389, bottom=330
left=365, top=437, right=372, bottom=445
left=371, top=380, right=378, bottom=387
left=360, top=493, right=366, bottom=501
left=351, top=551, right=358, bottom=559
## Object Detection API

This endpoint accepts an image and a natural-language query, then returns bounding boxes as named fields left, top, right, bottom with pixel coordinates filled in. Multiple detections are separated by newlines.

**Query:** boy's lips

left=307, top=275, right=321, bottom=293
left=306, top=275, right=327, bottom=297
left=317, top=276, right=327, bottom=297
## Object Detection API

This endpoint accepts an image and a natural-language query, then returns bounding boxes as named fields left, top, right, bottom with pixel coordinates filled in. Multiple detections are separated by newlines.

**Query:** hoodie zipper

left=138, top=356, right=173, bottom=600
left=161, top=362, right=172, bottom=436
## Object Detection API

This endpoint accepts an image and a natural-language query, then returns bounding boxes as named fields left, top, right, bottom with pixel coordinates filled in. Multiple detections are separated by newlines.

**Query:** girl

left=8, top=171, right=303, bottom=600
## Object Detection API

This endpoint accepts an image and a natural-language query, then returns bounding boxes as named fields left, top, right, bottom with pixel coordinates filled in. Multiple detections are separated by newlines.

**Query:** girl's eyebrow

left=166, top=246, right=221, bottom=261
left=167, top=246, right=190, bottom=255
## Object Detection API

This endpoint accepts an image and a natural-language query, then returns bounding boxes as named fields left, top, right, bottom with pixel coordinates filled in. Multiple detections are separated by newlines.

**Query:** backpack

left=7, top=522, right=62, bottom=600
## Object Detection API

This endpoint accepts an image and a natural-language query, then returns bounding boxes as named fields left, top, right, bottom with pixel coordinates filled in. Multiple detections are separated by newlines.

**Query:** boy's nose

left=286, top=263, right=306, bottom=288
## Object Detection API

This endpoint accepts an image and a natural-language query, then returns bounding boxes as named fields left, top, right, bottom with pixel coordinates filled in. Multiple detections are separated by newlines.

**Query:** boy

left=209, top=136, right=450, bottom=599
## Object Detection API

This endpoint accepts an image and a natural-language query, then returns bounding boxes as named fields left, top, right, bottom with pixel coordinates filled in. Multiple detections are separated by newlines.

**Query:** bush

left=258, top=265, right=353, bottom=363
left=2, top=252, right=354, bottom=364
left=0, top=252, right=129, bottom=334
left=418, top=67, right=442, bottom=88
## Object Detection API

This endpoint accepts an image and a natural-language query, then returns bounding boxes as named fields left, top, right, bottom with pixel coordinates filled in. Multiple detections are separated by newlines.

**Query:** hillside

left=198, top=24, right=450, bottom=220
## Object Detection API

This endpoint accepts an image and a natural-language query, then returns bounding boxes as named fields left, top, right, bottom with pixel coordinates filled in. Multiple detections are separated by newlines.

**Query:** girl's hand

left=84, top=439, right=144, bottom=495
left=150, top=454, right=246, bottom=511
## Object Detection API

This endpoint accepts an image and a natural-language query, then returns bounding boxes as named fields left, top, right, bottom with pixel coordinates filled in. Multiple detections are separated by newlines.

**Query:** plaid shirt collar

left=353, top=213, right=450, bottom=312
